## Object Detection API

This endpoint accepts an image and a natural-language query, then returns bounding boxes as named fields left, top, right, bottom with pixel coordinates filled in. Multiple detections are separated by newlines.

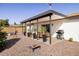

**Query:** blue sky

left=0, top=3, right=79, bottom=24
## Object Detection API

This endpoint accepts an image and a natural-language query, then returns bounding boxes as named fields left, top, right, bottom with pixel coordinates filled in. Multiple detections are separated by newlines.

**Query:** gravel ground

left=0, top=34, right=79, bottom=56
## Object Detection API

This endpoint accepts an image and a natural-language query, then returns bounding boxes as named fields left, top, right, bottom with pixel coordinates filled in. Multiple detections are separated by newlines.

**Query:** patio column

left=30, top=21, right=31, bottom=33
left=37, top=19, right=39, bottom=40
left=49, top=15, right=52, bottom=44
left=25, top=22, right=27, bottom=36
left=22, top=23, right=23, bottom=34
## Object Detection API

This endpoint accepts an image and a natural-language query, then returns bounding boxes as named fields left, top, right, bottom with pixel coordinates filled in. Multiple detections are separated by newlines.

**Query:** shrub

left=0, top=28, right=7, bottom=51
left=0, top=39, right=6, bottom=47
left=40, top=26, right=47, bottom=34
left=68, top=38, right=73, bottom=42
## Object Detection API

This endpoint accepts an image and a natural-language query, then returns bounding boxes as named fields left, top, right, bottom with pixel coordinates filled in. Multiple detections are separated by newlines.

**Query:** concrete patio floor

left=0, top=34, right=79, bottom=56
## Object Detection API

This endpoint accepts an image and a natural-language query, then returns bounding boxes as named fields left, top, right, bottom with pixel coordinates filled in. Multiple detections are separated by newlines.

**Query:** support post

left=49, top=15, right=52, bottom=44
left=25, top=23, right=26, bottom=32
left=29, top=21, right=31, bottom=37
left=22, top=23, right=23, bottom=34
left=37, top=19, right=39, bottom=40
left=25, top=22, right=27, bottom=36
left=30, top=21, right=31, bottom=33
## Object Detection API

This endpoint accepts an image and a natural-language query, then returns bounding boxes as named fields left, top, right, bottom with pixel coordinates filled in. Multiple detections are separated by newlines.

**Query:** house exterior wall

left=37, top=13, right=64, bottom=22
left=51, top=20, right=64, bottom=37
left=38, top=16, right=50, bottom=22
left=27, top=26, right=30, bottom=32
left=50, top=13, right=65, bottom=37
left=52, top=17, right=79, bottom=41
left=51, top=13, right=64, bottom=20
left=23, top=9, right=79, bottom=42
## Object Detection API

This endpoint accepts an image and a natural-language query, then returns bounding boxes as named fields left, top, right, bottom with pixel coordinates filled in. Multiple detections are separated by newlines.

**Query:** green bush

left=68, top=38, right=73, bottom=42
left=0, top=31, right=7, bottom=48
left=0, top=39, right=6, bottom=47
left=40, top=26, right=47, bottom=34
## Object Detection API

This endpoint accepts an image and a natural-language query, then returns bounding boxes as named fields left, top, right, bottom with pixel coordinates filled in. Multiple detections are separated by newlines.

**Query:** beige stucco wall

left=51, top=13, right=64, bottom=20
left=31, top=20, right=37, bottom=24
left=38, top=16, right=50, bottom=22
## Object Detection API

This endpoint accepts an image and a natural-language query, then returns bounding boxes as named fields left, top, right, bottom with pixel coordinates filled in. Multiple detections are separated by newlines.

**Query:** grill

left=56, top=30, right=64, bottom=39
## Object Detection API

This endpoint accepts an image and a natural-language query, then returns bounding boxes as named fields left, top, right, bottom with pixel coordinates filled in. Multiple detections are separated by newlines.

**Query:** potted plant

left=40, top=26, right=47, bottom=42
left=32, top=26, right=37, bottom=39
left=23, top=27, right=26, bottom=36
left=27, top=28, right=32, bottom=37
left=68, top=38, right=73, bottom=42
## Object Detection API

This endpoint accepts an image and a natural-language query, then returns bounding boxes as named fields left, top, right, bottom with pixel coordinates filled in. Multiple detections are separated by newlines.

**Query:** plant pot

left=42, top=35, right=47, bottom=42
left=23, top=32, right=26, bottom=36
left=27, top=32, right=32, bottom=37
left=33, top=33, right=37, bottom=39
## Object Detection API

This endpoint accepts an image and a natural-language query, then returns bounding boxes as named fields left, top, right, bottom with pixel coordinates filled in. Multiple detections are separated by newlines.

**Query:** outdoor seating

left=28, top=44, right=41, bottom=52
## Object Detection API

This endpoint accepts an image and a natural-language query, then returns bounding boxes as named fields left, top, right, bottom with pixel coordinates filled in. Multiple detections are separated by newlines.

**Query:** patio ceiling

left=21, top=10, right=66, bottom=24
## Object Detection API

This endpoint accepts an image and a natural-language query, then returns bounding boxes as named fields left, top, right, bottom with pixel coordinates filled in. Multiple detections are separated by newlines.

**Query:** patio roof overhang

left=21, top=10, right=66, bottom=24
left=21, top=10, right=66, bottom=44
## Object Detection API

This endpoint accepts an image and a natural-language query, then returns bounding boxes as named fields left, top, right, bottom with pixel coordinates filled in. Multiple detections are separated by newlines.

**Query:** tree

left=0, top=19, right=9, bottom=27
left=0, top=19, right=8, bottom=51
left=14, top=22, right=17, bottom=25
left=5, top=19, right=9, bottom=27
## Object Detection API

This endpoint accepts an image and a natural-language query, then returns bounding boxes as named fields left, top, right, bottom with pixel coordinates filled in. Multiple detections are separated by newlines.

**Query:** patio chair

left=28, top=44, right=41, bottom=52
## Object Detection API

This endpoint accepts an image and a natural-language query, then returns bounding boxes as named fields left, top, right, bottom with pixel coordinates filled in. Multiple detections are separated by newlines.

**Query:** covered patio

left=21, top=10, right=65, bottom=44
